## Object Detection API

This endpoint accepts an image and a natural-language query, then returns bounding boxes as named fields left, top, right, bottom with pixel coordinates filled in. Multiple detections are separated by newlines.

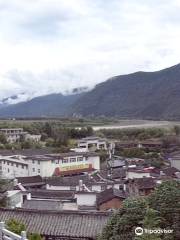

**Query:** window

left=70, top=157, right=76, bottom=163
left=101, top=185, right=106, bottom=191
left=3, top=160, right=5, bottom=164
left=32, top=160, right=35, bottom=164
left=16, top=163, right=18, bottom=168
left=38, top=160, right=40, bottom=165
left=32, top=168, right=35, bottom=172
left=7, top=162, right=9, bottom=165
left=77, top=157, right=83, bottom=162
left=85, top=157, right=88, bottom=161
left=22, top=165, right=24, bottom=169
left=38, top=169, right=40, bottom=173
left=7, top=168, right=10, bottom=173
left=70, top=186, right=76, bottom=191
left=51, top=160, right=55, bottom=163
left=62, top=158, right=68, bottom=164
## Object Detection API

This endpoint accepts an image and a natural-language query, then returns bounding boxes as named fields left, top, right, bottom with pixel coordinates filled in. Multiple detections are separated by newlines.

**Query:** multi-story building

left=77, top=136, right=107, bottom=151
left=0, top=128, right=41, bottom=143
left=0, top=152, right=100, bottom=179
left=0, top=128, right=26, bottom=143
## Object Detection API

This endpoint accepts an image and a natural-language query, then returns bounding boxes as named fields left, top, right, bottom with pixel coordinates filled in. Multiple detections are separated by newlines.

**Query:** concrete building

left=0, top=128, right=41, bottom=143
left=77, top=136, right=107, bottom=151
left=0, top=152, right=100, bottom=179
left=0, top=128, right=25, bottom=143
left=169, top=152, right=180, bottom=170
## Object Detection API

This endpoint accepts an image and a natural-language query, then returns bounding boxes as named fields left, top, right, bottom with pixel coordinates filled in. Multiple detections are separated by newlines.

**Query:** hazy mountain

left=1, top=64, right=180, bottom=119
left=0, top=92, right=84, bottom=118
left=71, top=64, right=180, bottom=120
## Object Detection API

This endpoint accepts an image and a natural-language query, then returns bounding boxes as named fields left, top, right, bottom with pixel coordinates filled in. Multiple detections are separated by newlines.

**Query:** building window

left=7, top=168, right=10, bottom=173
left=38, top=169, right=40, bottom=173
left=3, top=160, right=6, bottom=164
left=85, top=157, right=88, bottom=161
left=32, top=168, right=35, bottom=172
left=38, top=160, right=40, bottom=165
left=77, top=157, right=83, bottom=162
left=70, top=186, right=76, bottom=190
left=16, top=164, right=18, bottom=168
left=7, top=162, right=9, bottom=165
left=101, top=185, right=106, bottom=191
left=51, top=160, right=55, bottom=163
left=32, top=160, right=35, bottom=164
left=22, top=165, right=24, bottom=169
left=62, top=158, right=68, bottom=164
left=70, top=158, right=76, bottom=163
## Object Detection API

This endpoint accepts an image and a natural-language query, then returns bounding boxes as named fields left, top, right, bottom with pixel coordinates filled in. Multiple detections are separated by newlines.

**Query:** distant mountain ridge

left=71, top=63, right=180, bottom=120
left=0, top=92, right=84, bottom=117
left=1, top=64, right=180, bottom=119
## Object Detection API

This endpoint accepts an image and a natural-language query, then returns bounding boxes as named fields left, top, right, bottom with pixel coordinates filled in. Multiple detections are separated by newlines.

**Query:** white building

left=0, top=152, right=100, bottom=179
left=77, top=137, right=107, bottom=152
left=0, top=128, right=41, bottom=143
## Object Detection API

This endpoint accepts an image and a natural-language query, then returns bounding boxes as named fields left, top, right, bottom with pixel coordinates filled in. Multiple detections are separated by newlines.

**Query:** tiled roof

left=46, top=174, right=96, bottom=186
left=162, top=167, right=180, bottom=177
left=0, top=208, right=110, bottom=239
left=0, top=148, right=53, bottom=156
left=22, top=199, right=62, bottom=211
left=17, top=175, right=45, bottom=187
left=97, top=188, right=127, bottom=206
left=29, top=189, right=75, bottom=200
left=127, top=177, right=156, bottom=190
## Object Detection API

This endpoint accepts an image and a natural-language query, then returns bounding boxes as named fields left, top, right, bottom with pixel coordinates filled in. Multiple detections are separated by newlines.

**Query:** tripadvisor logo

left=135, top=227, right=173, bottom=236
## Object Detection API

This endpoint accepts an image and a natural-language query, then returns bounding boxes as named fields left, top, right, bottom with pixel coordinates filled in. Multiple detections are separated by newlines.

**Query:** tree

left=0, top=133, right=7, bottom=144
left=6, top=219, right=26, bottom=235
left=135, top=208, right=162, bottom=240
left=7, top=219, right=42, bottom=240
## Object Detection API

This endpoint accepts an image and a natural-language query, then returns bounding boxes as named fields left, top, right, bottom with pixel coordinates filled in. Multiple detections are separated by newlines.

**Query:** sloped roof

left=97, top=188, right=127, bottom=206
left=22, top=199, right=62, bottom=211
left=0, top=208, right=110, bottom=239
left=17, top=175, right=45, bottom=187
left=29, top=189, right=75, bottom=200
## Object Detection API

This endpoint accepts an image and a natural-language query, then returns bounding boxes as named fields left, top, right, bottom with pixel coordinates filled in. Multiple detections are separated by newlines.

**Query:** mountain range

left=1, top=63, right=180, bottom=120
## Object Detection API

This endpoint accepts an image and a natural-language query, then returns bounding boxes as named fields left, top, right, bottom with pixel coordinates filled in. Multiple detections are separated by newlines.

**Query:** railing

left=0, top=222, right=28, bottom=240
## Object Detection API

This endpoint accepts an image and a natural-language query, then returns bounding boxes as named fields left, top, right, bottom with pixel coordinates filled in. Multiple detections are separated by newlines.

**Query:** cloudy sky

left=0, top=0, right=180, bottom=103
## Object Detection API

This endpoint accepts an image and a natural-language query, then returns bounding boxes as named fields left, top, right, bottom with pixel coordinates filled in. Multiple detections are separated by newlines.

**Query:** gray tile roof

left=0, top=208, right=110, bottom=239
left=22, top=199, right=63, bottom=211
left=29, top=189, right=75, bottom=200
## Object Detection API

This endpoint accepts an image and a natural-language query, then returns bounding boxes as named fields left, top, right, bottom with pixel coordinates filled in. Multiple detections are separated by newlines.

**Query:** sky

left=0, top=0, right=180, bottom=103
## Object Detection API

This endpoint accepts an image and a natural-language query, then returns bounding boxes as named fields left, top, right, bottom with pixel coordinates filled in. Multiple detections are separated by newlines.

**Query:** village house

left=169, top=151, right=180, bottom=170
left=97, top=187, right=127, bottom=211
left=77, top=136, right=107, bottom=151
left=126, top=166, right=159, bottom=179
left=125, top=177, right=156, bottom=196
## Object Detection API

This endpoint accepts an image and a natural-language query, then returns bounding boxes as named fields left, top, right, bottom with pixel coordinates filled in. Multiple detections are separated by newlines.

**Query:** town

left=0, top=122, right=180, bottom=239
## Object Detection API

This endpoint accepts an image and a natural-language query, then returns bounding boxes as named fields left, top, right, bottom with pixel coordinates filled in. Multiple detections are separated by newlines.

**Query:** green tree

left=6, top=219, right=26, bottom=235
left=0, top=133, right=7, bottom=144
left=135, top=208, right=162, bottom=240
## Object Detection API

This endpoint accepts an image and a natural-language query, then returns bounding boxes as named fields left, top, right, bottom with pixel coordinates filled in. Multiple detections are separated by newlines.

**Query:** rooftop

left=0, top=208, right=110, bottom=239
left=97, top=188, right=127, bottom=206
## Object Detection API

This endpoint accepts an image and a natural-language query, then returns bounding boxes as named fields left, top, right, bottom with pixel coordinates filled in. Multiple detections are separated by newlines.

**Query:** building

left=125, top=177, right=156, bottom=196
left=97, top=188, right=127, bottom=211
left=126, top=167, right=159, bottom=179
left=0, top=208, right=110, bottom=240
left=77, top=136, right=107, bottom=151
left=0, top=155, right=29, bottom=179
left=0, top=128, right=26, bottom=143
left=0, top=152, right=100, bottom=178
left=0, top=128, right=41, bottom=143
left=169, top=152, right=180, bottom=170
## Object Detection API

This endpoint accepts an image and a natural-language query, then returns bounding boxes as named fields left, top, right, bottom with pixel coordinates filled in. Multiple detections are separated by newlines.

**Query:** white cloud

left=0, top=0, right=180, bottom=101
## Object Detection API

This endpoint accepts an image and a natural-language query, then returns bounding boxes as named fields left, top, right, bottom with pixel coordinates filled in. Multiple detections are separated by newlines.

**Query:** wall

left=126, top=171, right=150, bottom=179
left=170, top=159, right=180, bottom=170
left=75, top=193, right=97, bottom=206
left=99, top=198, right=123, bottom=211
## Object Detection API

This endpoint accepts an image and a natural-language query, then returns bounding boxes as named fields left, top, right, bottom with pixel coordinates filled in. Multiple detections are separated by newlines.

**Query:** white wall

left=75, top=192, right=97, bottom=206
left=126, top=171, right=151, bottom=179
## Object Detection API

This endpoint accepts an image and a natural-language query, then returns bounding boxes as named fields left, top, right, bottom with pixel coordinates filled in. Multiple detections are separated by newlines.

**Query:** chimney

left=79, top=179, right=83, bottom=191
left=13, top=178, right=18, bottom=186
